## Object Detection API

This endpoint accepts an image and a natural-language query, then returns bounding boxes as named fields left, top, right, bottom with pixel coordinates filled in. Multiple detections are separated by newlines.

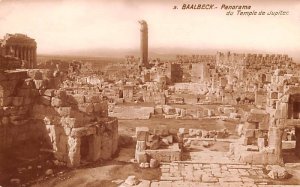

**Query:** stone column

left=15, top=46, right=19, bottom=59
left=26, top=47, right=29, bottom=61
left=5, top=46, right=9, bottom=55
left=295, top=127, right=300, bottom=157
left=268, top=127, right=284, bottom=163
left=20, top=47, right=24, bottom=60
left=33, top=47, right=37, bottom=68
left=26, top=48, right=31, bottom=68
left=24, top=47, right=28, bottom=65
left=136, top=141, right=146, bottom=152
left=135, top=127, right=149, bottom=163
left=31, top=48, right=35, bottom=68
left=28, top=48, right=31, bottom=68
left=13, top=46, right=17, bottom=57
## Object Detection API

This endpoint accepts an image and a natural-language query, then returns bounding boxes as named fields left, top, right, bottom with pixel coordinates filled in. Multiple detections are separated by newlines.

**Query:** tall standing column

left=5, top=46, right=9, bottom=55
left=13, top=46, right=17, bottom=57
left=33, top=47, right=37, bottom=68
left=20, top=47, right=24, bottom=61
left=15, top=46, right=19, bottom=59
left=24, top=47, right=28, bottom=65
left=139, top=20, right=149, bottom=68
left=28, top=48, right=32, bottom=68
left=26, top=48, right=31, bottom=68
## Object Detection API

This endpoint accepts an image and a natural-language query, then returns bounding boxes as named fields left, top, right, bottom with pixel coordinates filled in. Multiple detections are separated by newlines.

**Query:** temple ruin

left=0, top=34, right=37, bottom=69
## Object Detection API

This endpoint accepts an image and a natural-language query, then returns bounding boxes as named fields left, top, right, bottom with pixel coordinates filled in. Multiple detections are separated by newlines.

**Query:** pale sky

left=0, top=0, right=299, bottom=57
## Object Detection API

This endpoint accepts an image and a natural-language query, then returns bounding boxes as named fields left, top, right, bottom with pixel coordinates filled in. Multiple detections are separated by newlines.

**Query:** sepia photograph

left=0, top=0, right=300, bottom=186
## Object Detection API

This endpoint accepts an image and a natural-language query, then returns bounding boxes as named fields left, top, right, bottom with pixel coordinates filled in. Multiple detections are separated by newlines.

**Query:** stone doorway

left=287, top=94, right=300, bottom=158
left=80, top=135, right=93, bottom=162
left=288, top=94, right=300, bottom=119
left=295, top=127, right=300, bottom=158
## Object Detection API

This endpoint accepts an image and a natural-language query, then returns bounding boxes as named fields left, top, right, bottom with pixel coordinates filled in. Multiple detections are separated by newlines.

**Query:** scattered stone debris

left=10, top=178, right=21, bottom=185
left=266, top=165, right=290, bottom=179
left=149, top=159, right=159, bottom=168
left=45, top=169, right=54, bottom=175
left=123, top=176, right=140, bottom=186
left=112, top=179, right=124, bottom=185
left=202, top=141, right=215, bottom=148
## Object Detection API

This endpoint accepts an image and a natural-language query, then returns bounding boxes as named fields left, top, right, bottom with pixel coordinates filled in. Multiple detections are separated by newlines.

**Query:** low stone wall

left=229, top=143, right=281, bottom=165
left=145, top=144, right=181, bottom=162
left=110, top=106, right=154, bottom=119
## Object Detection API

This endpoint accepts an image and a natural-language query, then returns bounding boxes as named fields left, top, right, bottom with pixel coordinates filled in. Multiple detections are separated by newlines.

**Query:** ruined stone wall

left=0, top=69, right=118, bottom=167
left=0, top=69, right=61, bottom=150
left=231, top=71, right=300, bottom=165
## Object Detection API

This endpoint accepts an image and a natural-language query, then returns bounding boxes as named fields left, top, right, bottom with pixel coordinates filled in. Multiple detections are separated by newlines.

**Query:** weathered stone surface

left=67, top=137, right=81, bottom=167
left=147, top=139, right=160, bottom=150
left=78, top=103, right=94, bottom=114
left=189, top=129, right=201, bottom=137
left=51, top=97, right=64, bottom=107
left=101, top=132, right=113, bottom=159
left=70, top=127, right=96, bottom=137
left=2, top=116, right=10, bottom=125
left=69, top=94, right=85, bottom=104
left=0, top=97, right=12, bottom=106
left=136, top=141, right=146, bottom=152
left=153, top=125, right=169, bottom=136
left=244, top=129, right=255, bottom=138
left=178, top=128, right=188, bottom=134
left=55, top=107, right=71, bottom=117
left=40, top=96, right=51, bottom=106
left=45, top=169, right=54, bottom=175
left=44, top=89, right=55, bottom=97
left=164, top=135, right=173, bottom=144
left=150, top=158, right=159, bottom=168
left=54, top=89, right=67, bottom=99
left=136, top=127, right=149, bottom=141
left=267, top=165, right=289, bottom=179
left=34, top=80, right=47, bottom=89
left=61, top=117, right=83, bottom=128
left=257, top=137, right=265, bottom=151
left=161, top=138, right=169, bottom=146
left=237, top=124, right=244, bottom=136
left=124, top=176, right=139, bottom=186
left=295, top=127, right=300, bottom=157
left=135, top=151, right=148, bottom=163
left=11, top=97, right=23, bottom=106
left=17, top=88, right=31, bottom=96
left=84, top=95, right=100, bottom=103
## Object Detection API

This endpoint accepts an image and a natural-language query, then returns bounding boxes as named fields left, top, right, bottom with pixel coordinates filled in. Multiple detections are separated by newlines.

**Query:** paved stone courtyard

left=146, top=151, right=287, bottom=187
left=156, top=162, right=266, bottom=186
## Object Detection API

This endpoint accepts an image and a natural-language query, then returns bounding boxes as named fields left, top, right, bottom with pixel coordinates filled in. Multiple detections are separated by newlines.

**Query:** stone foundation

left=134, top=126, right=182, bottom=164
